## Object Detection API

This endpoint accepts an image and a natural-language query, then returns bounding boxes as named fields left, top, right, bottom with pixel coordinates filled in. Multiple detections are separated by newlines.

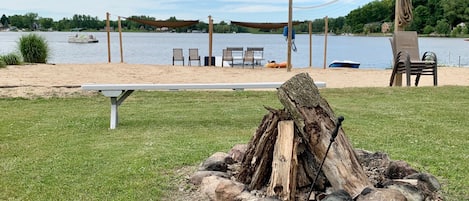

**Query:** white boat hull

left=68, top=34, right=98, bottom=43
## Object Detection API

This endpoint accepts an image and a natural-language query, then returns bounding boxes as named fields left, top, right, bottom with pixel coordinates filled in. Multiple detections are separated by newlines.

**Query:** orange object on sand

left=265, top=61, right=287, bottom=68
left=277, top=62, right=287, bottom=68
left=265, top=62, right=279, bottom=68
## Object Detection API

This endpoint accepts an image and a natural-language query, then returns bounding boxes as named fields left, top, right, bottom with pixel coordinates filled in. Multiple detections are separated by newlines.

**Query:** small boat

left=68, top=34, right=98, bottom=43
left=329, top=60, right=360, bottom=68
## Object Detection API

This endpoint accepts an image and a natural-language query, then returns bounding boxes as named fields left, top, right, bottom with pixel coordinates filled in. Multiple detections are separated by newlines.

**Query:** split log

left=277, top=73, right=372, bottom=197
left=237, top=108, right=290, bottom=190
left=267, top=121, right=297, bottom=200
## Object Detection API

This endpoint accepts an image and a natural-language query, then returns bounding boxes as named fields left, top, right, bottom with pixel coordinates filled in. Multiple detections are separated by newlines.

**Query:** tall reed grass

left=18, top=33, right=49, bottom=63
left=0, top=53, right=22, bottom=65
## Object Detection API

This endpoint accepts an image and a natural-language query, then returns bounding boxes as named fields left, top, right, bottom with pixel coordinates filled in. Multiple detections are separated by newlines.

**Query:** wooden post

left=208, top=15, right=213, bottom=66
left=309, top=21, right=313, bottom=68
left=394, top=0, right=403, bottom=86
left=267, top=120, right=297, bottom=200
left=118, top=16, right=124, bottom=63
left=323, top=16, right=328, bottom=69
left=287, top=0, right=293, bottom=72
left=394, top=0, right=401, bottom=32
left=106, top=12, right=111, bottom=63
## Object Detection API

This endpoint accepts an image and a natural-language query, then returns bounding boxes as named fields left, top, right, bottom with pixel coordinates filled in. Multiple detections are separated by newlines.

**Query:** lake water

left=1, top=31, right=469, bottom=69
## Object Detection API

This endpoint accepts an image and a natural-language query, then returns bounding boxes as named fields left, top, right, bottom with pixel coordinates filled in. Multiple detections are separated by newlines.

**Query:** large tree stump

left=277, top=73, right=372, bottom=197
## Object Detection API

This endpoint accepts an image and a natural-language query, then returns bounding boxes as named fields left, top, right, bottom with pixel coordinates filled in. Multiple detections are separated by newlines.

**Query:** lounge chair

left=390, top=31, right=438, bottom=86
left=188, top=48, right=201, bottom=66
left=222, top=49, right=233, bottom=67
left=247, top=47, right=264, bottom=65
left=227, top=47, right=244, bottom=66
left=172, top=48, right=184, bottom=66
left=243, top=50, right=255, bottom=68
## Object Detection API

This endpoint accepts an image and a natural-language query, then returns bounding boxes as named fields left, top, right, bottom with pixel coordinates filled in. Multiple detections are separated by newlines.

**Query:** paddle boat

left=328, top=60, right=360, bottom=68
left=68, top=34, right=99, bottom=43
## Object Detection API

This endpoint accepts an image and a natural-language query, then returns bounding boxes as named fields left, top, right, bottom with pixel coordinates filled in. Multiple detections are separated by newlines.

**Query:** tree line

left=1, top=0, right=468, bottom=36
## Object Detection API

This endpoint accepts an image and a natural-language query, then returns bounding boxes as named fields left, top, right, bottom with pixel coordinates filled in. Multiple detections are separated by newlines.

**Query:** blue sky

left=2, top=0, right=375, bottom=23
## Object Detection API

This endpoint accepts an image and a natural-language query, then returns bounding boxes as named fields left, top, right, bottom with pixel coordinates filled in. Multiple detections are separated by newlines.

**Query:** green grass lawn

left=1, top=87, right=468, bottom=200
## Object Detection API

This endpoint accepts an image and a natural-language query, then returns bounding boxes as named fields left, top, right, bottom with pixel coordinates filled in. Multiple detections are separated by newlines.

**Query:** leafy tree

left=435, top=19, right=451, bottom=35
left=423, top=25, right=434, bottom=34
left=230, top=24, right=248, bottom=33
left=7, top=13, right=38, bottom=30
left=69, top=14, right=101, bottom=30
left=23, top=13, right=38, bottom=29
left=1, top=14, right=9, bottom=26
left=194, top=21, right=208, bottom=32
left=311, top=18, right=326, bottom=33
left=410, top=0, right=443, bottom=33
left=8, top=15, right=25, bottom=28
left=410, top=5, right=431, bottom=32
left=214, top=21, right=230, bottom=33
left=441, top=0, right=469, bottom=27
left=38, top=17, right=54, bottom=29
left=452, top=26, right=463, bottom=37
left=329, top=17, right=346, bottom=34
left=363, top=22, right=381, bottom=34
left=425, top=0, right=444, bottom=26
left=345, top=0, right=393, bottom=33
left=55, top=18, right=71, bottom=31
left=462, top=26, right=469, bottom=35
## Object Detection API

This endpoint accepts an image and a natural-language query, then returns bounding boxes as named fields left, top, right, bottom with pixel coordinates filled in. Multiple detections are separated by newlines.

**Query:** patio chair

left=390, top=31, right=438, bottom=86
left=172, top=48, right=184, bottom=66
left=188, top=48, right=201, bottom=66
left=247, top=47, right=264, bottom=65
left=243, top=50, right=255, bottom=68
left=222, top=49, right=233, bottom=67
left=227, top=47, right=244, bottom=66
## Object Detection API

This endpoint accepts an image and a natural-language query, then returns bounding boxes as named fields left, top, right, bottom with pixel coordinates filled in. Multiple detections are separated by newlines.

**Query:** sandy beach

left=1, top=63, right=468, bottom=98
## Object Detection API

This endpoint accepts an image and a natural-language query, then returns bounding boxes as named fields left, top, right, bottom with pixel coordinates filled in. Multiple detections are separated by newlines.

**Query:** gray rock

left=321, top=189, right=353, bottom=201
left=235, top=191, right=259, bottom=201
left=386, top=160, right=419, bottom=179
left=356, top=188, right=407, bottom=201
left=214, top=177, right=246, bottom=201
left=190, top=170, right=230, bottom=185
left=406, top=173, right=441, bottom=192
left=355, top=149, right=392, bottom=186
left=384, top=180, right=424, bottom=201
left=228, top=144, right=248, bottom=163
left=200, top=176, right=224, bottom=200
left=199, top=152, right=232, bottom=172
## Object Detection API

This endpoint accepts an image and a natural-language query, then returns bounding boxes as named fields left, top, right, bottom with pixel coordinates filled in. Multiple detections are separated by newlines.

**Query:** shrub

left=18, top=33, right=49, bottom=63
left=0, top=59, right=6, bottom=68
left=0, top=53, right=22, bottom=65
